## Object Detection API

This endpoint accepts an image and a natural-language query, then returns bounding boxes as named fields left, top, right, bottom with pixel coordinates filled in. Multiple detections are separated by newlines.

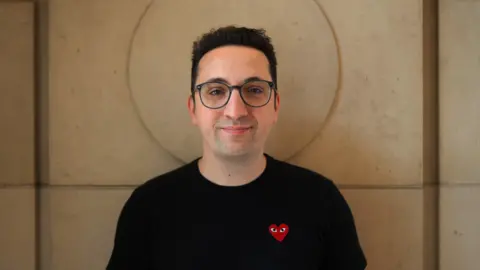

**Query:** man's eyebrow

left=243, top=76, right=265, bottom=83
left=205, top=77, right=230, bottom=84
left=204, top=76, right=267, bottom=85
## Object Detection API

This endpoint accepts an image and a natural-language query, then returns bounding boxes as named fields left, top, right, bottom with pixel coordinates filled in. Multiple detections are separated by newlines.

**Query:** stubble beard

left=213, top=127, right=257, bottom=156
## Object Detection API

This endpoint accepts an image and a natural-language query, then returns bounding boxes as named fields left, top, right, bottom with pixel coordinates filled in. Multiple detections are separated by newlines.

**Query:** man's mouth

left=221, top=126, right=252, bottom=135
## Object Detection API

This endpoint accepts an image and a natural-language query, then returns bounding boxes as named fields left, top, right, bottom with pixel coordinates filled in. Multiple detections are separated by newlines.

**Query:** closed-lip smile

left=221, top=126, right=251, bottom=134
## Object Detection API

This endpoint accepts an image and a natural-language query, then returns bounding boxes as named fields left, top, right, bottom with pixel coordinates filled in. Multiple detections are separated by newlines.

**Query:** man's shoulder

left=268, top=155, right=347, bottom=214
left=131, top=159, right=198, bottom=199
left=269, top=154, right=336, bottom=189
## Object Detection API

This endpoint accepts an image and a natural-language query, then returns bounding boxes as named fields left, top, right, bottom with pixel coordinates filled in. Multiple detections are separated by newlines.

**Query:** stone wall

left=0, top=0, right=478, bottom=269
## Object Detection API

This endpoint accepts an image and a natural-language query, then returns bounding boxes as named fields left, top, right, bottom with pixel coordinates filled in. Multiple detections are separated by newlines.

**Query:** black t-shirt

left=106, top=153, right=367, bottom=270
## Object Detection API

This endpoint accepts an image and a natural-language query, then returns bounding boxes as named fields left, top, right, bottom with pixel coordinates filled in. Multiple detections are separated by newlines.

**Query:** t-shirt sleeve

left=106, top=187, right=151, bottom=270
left=323, top=180, right=367, bottom=270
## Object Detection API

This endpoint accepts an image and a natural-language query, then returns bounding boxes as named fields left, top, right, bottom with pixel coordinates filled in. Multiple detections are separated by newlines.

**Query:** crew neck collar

left=191, top=153, right=277, bottom=191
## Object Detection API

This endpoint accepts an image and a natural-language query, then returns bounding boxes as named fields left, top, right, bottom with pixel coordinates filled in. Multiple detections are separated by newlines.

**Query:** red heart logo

left=269, top=223, right=289, bottom=242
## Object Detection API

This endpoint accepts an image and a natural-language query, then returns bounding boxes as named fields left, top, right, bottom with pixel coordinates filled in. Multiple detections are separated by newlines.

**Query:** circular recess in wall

left=128, top=0, right=340, bottom=163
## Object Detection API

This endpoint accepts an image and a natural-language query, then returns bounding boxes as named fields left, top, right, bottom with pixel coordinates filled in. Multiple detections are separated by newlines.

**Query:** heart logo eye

left=270, top=228, right=277, bottom=233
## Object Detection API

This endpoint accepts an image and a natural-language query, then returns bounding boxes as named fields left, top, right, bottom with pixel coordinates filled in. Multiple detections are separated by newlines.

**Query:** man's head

left=187, top=26, right=280, bottom=159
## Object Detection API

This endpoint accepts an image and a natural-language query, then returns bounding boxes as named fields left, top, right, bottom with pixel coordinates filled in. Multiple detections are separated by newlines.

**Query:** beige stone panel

left=440, top=185, right=480, bottom=270
left=0, top=2, right=34, bottom=185
left=423, top=185, right=439, bottom=270
left=0, top=188, right=35, bottom=270
left=49, top=0, right=431, bottom=187
left=341, top=188, right=436, bottom=270
left=40, top=187, right=133, bottom=270
left=289, top=0, right=425, bottom=186
left=439, top=0, right=480, bottom=184
left=49, top=0, right=182, bottom=185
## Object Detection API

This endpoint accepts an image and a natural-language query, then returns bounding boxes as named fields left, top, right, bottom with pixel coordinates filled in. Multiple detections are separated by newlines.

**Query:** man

left=107, top=25, right=367, bottom=270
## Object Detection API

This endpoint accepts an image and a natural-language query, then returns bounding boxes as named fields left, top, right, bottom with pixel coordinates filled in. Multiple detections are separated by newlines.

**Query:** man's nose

left=223, top=89, right=248, bottom=119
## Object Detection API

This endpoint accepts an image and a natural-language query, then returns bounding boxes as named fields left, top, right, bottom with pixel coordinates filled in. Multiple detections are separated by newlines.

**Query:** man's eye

left=209, top=89, right=225, bottom=95
left=247, top=87, right=264, bottom=93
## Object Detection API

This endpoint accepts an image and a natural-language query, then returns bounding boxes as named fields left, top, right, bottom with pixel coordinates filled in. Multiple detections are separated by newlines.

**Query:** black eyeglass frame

left=192, top=79, right=277, bottom=109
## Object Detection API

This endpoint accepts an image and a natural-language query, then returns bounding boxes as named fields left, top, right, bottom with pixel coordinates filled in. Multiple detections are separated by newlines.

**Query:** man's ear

left=187, top=94, right=197, bottom=125
left=273, top=92, right=280, bottom=124
left=274, top=92, right=280, bottom=111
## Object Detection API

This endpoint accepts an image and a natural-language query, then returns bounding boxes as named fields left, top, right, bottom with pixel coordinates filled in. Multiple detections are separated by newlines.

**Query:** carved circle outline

left=126, top=0, right=342, bottom=164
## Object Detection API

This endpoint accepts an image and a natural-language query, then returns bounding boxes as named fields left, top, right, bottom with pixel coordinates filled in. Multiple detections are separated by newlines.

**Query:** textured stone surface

left=438, top=2, right=480, bottom=269
left=40, top=188, right=132, bottom=270
left=49, top=0, right=181, bottom=185
left=440, top=186, right=480, bottom=270
left=0, top=188, right=35, bottom=270
left=0, top=1, right=34, bottom=185
left=49, top=0, right=428, bottom=186
left=291, top=0, right=426, bottom=186
left=342, top=188, right=436, bottom=270
left=439, top=0, right=480, bottom=184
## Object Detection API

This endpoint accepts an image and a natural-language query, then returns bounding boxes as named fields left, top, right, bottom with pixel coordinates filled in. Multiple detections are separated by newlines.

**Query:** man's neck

left=198, top=150, right=267, bottom=187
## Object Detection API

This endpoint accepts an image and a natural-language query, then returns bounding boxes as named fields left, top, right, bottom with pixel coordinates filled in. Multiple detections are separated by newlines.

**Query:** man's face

left=187, top=45, right=280, bottom=158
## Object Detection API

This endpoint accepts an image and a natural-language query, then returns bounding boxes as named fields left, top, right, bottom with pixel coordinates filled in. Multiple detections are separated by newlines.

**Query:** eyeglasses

left=193, top=79, right=276, bottom=109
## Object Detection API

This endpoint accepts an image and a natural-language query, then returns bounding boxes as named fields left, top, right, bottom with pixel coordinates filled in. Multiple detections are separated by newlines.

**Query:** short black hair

left=190, top=25, right=278, bottom=93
